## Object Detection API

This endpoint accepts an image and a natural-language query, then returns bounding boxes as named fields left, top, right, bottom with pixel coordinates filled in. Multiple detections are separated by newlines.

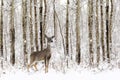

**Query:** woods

left=0, top=0, right=119, bottom=72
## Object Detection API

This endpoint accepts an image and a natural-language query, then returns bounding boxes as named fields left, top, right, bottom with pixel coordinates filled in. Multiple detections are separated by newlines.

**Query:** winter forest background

left=0, top=0, right=120, bottom=79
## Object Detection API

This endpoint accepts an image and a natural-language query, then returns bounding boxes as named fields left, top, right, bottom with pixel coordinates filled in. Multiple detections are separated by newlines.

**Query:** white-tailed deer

left=27, top=35, right=54, bottom=73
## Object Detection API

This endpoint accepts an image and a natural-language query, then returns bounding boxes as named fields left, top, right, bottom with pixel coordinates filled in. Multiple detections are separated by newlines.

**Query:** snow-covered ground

left=0, top=68, right=120, bottom=80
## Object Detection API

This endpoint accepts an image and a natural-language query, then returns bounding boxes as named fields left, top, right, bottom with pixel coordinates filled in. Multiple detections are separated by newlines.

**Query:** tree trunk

left=65, top=0, right=69, bottom=67
left=106, top=0, right=110, bottom=63
left=34, top=0, right=39, bottom=51
left=10, top=0, right=15, bottom=66
left=22, top=0, right=27, bottom=66
left=0, top=0, right=3, bottom=68
left=109, top=0, right=113, bottom=61
left=30, top=0, right=34, bottom=52
left=100, top=0, right=105, bottom=61
left=76, top=0, right=81, bottom=65
left=53, top=0, right=57, bottom=40
left=66, top=0, right=69, bottom=55
left=96, top=0, right=100, bottom=66
left=42, top=0, right=47, bottom=49
left=39, top=0, right=43, bottom=50
left=88, top=0, right=94, bottom=66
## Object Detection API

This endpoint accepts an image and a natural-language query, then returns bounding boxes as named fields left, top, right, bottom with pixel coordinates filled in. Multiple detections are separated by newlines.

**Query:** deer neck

left=47, top=43, right=51, bottom=51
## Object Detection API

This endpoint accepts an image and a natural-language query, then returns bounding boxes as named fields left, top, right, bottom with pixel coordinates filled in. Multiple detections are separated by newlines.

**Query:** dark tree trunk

left=40, top=0, right=43, bottom=50
left=109, top=0, right=113, bottom=61
left=100, top=0, right=105, bottom=61
left=106, top=0, right=110, bottom=63
left=66, top=0, right=69, bottom=55
left=0, top=0, right=3, bottom=68
left=88, top=0, right=94, bottom=66
left=22, top=0, right=27, bottom=66
left=65, top=0, right=69, bottom=67
left=10, top=0, right=15, bottom=66
left=76, top=0, right=81, bottom=65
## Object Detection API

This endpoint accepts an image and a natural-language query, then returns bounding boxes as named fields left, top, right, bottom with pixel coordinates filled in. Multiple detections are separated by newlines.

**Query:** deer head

left=45, top=34, right=55, bottom=43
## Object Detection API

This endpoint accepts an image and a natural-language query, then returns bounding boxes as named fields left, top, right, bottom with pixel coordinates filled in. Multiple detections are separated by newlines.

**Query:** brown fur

left=27, top=35, right=54, bottom=73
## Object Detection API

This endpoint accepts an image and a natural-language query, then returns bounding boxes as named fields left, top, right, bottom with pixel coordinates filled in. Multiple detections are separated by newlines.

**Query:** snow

left=0, top=68, right=120, bottom=80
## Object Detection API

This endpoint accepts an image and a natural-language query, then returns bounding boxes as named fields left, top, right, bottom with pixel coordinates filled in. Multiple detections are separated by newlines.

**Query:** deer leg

left=46, top=64, right=48, bottom=73
left=46, top=60, right=49, bottom=73
left=45, top=59, right=49, bottom=73
left=27, top=64, right=33, bottom=72
left=33, top=62, right=38, bottom=71
left=45, top=59, right=47, bottom=73
left=27, top=64, right=30, bottom=72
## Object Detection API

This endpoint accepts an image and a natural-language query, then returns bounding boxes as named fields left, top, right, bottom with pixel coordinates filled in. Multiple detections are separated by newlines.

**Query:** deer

left=27, top=34, right=54, bottom=73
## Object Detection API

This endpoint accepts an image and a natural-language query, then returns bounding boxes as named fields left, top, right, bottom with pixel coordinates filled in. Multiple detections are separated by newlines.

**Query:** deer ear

left=52, top=36, right=55, bottom=38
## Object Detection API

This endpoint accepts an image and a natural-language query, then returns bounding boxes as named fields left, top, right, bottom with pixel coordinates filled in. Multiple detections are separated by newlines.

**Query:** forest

left=0, top=0, right=120, bottom=80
